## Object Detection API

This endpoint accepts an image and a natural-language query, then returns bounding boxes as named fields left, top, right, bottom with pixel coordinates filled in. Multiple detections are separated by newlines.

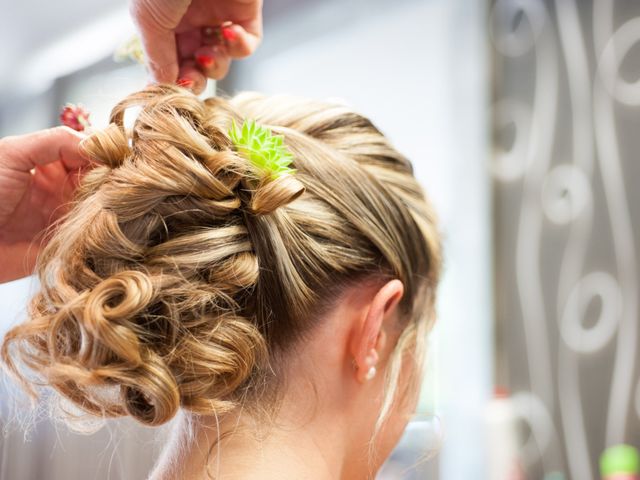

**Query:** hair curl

left=1, top=85, right=441, bottom=429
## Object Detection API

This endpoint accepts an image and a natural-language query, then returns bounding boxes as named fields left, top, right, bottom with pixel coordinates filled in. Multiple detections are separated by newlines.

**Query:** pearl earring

left=365, top=366, right=377, bottom=381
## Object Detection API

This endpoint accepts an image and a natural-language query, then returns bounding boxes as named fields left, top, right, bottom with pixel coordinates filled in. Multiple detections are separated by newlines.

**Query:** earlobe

left=354, top=349, right=378, bottom=383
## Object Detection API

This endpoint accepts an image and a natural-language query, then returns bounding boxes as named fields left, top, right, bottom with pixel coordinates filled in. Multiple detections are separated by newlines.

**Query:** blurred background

left=1, top=0, right=638, bottom=479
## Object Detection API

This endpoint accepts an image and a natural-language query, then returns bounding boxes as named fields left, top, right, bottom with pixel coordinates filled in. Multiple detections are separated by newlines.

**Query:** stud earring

left=365, top=366, right=377, bottom=381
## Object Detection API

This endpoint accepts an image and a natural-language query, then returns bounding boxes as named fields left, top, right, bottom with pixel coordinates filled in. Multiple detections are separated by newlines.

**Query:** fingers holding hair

left=130, top=0, right=192, bottom=83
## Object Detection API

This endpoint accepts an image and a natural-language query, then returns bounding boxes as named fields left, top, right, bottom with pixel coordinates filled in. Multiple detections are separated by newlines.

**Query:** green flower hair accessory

left=228, top=119, right=295, bottom=179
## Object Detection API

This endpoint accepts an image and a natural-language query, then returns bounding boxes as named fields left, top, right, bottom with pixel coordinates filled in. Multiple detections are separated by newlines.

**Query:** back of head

left=1, top=85, right=440, bottom=427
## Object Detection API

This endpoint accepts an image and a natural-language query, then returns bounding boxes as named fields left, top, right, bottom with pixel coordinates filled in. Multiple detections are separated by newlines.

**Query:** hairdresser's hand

left=0, top=127, right=87, bottom=283
left=130, top=0, right=263, bottom=93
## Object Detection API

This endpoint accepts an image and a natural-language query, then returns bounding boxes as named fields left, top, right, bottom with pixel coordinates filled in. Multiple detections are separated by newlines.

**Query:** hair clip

left=228, top=119, right=296, bottom=179
left=60, top=103, right=91, bottom=132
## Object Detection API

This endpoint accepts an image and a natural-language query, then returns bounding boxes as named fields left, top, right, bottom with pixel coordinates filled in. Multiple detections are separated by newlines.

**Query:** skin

left=150, top=279, right=421, bottom=480
left=3, top=3, right=423, bottom=474
left=0, top=131, right=422, bottom=471
left=0, top=1, right=263, bottom=281
left=0, top=127, right=87, bottom=283
left=130, top=0, right=263, bottom=92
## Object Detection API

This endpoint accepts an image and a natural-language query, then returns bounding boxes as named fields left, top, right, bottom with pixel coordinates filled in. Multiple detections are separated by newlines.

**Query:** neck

left=150, top=403, right=350, bottom=480
left=148, top=309, right=383, bottom=480
left=148, top=367, right=374, bottom=480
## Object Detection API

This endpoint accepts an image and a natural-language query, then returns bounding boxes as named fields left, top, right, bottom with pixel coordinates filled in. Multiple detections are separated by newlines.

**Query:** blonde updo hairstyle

left=1, top=85, right=440, bottom=437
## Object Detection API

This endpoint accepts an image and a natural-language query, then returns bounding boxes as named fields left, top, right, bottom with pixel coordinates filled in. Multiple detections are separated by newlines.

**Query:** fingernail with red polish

left=196, top=54, right=215, bottom=68
left=177, top=77, right=194, bottom=88
left=222, top=27, right=237, bottom=41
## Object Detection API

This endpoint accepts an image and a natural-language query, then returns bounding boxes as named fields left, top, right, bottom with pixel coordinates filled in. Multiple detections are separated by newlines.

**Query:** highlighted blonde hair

left=1, top=85, right=440, bottom=441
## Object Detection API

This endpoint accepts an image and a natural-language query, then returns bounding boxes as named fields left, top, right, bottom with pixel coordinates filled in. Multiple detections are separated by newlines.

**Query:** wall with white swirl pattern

left=491, top=0, right=640, bottom=478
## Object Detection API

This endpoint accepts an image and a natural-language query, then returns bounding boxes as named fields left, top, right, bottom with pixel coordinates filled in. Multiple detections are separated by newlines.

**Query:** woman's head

left=1, top=85, right=440, bottom=472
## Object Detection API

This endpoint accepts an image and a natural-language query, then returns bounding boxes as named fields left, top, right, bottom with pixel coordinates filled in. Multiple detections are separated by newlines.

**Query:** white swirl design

left=594, top=16, right=639, bottom=447
left=541, top=164, right=591, bottom=225
left=560, top=272, right=621, bottom=354
left=492, top=99, right=534, bottom=182
left=491, top=0, right=640, bottom=478
left=511, top=391, right=555, bottom=468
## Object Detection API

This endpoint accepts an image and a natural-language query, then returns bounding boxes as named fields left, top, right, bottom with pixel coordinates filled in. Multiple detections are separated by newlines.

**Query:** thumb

left=130, top=0, right=191, bottom=83
left=140, top=28, right=180, bottom=83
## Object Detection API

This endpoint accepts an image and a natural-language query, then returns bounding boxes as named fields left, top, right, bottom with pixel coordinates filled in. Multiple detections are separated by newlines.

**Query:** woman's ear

left=350, top=279, right=404, bottom=383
